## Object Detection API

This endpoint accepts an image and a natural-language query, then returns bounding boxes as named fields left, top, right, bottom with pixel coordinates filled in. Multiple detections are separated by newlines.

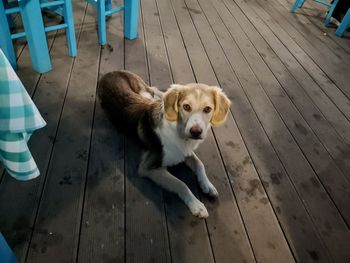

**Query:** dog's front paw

left=200, top=181, right=219, bottom=198
left=187, top=199, right=209, bottom=218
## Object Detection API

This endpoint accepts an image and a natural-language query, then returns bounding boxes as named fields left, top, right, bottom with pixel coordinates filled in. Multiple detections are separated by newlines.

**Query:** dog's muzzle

left=190, top=125, right=203, bottom=140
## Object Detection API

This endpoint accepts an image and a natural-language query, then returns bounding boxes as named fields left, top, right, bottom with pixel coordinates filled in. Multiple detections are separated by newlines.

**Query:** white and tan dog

left=99, top=70, right=230, bottom=218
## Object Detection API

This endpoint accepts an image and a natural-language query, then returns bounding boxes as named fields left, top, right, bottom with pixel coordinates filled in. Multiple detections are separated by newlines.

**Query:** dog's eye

left=203, top=106, right=212, bottom=113
left=183, top=104, right=192, bottom=112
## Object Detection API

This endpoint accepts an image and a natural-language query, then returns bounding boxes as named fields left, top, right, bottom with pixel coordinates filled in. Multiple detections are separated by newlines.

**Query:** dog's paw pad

left=200, top=182, right=219, bottom=198
left=188, top=199, right=209, bottom=218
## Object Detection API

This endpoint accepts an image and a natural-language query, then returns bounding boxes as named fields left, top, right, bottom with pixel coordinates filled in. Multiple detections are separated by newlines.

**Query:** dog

left=98, top=70, right=231, bottom=218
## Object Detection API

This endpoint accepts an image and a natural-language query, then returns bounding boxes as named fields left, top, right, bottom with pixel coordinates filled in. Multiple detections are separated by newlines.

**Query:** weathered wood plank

left=25, top=5, right=100, bottom=263
left=0, top=166, right=4, bottom=182
left=248, top=2, right=350, bottom=127
left=236, top=0, right=350, bottom=100
left=247, top=0, right=350, bottom=178
left=190, top=0, right=346, bottom=262
left=139, top=0, right=216, bottom=262
left=235, top=2, right=350, bottom=181
left=125, top=141, right=172, bottom=263
left=153, top=0, right=216, bottom=262
left=234, top=1, right=350, bottom=134
left=77, top=9, right=125, bottom=263
left=124, top=2, right=171, bottom=262
left=216, top=0, right=350, bottom=224
left=266, top=0, right=350, bottom=65
left=77, top=103, right=125, bottom=263
left=260, top=1, right=350, bottom=123
left=198, top=0, right=332, bottom=259
left=173, top=0, right=296, bottom=261
left=156, top=0, right=256, bottom=262
left=225, top=0, right=350, bottom=261
left=141, top=0, right=172, bottom=90
left=0, top=3, right=87, bottom=262
left=254, top=0, right=350, bottom=98
left=225, top=0, right=350, bottom=178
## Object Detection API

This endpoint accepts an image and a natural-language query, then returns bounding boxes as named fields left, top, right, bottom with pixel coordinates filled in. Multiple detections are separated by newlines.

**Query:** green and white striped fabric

left=0, top=48, right=46, bottom=181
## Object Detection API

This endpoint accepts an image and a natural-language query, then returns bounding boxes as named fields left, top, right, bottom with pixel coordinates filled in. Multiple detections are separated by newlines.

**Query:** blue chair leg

left=2, top=0, right=14, bottom=29
left=298, top=0, right=306, bottom=8
left=325, top=0, right=339, bottom=27
left=124, top=0, right=138, bottom=40
left=40, top=0, right=64, bottom=15
left=105, top=0, right=111, bottom=12
left=0, top=233, right=19, bottom=263
left=18, top=0, right=52, bottom=73
left=290, top=0, right=305, bottom=12
left=7, top=14, right=14, bottom=29
left=0, top=0, right=16, bottom=69
left=62, top=0, right=77, bottom=56
left=336, top=8, right=350, bottom=37
left=97, top=0, right=107, bottom=45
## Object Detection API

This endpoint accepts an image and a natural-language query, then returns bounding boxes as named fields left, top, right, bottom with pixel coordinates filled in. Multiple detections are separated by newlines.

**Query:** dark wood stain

left=245, top=179, right=264, bottom=197
left=306, top=250, right=319, bottom=261
left=270, top=172, right=282, bottom=185
left=294, top=121, right=308, bottom=135
left=312, top=113, right=322, bottom=121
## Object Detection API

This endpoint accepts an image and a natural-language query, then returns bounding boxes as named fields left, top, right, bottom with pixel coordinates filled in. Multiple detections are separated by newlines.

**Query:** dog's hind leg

left=185, top=153, right=218, bottom=198
left=138, top=153, right=209, bottom=218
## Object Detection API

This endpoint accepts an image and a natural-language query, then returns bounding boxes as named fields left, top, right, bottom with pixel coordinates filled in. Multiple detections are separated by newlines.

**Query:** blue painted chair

left=335, top=7, right=350, bottom=36
left=0, top=0, right=76, bottom=73
left=5, top=8, right=14, bottom=29
left=0, top=0, right=17, bottom=70
left=85, top=0, right=139, bottom=45
left=0, top=232, right=18, bottom=263
left=290, top=0, right=339, bottom=27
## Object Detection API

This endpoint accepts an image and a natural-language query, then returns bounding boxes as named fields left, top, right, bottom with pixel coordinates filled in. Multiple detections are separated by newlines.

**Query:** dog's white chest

left=162, top=139, right=192, bottom=167
left=156, top=121, right=199, bottom=167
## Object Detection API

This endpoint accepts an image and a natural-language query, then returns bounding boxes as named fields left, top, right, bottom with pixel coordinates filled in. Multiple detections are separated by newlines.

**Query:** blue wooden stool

left=0, top=0, right=21, bottom=71
left=0, top=0, right=77, bottom=73
left=0, top=232, right=18, bottom=263
left=335, top=7, right=350, bottom=36
left=290, top=0, right=339, bottom=26
left=85, top=0, right=139, bottom=45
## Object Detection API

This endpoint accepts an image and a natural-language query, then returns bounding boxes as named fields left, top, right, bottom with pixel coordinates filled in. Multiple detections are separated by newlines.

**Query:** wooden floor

left=1, top=0, right=350, bottom=262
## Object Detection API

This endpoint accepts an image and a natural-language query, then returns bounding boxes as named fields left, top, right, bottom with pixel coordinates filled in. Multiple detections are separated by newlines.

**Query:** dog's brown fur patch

left=98, top=71, right=163, bottom=153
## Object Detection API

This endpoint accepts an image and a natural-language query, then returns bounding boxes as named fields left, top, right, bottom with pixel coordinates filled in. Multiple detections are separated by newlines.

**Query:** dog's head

left=163, top=83, right=231, bottom=140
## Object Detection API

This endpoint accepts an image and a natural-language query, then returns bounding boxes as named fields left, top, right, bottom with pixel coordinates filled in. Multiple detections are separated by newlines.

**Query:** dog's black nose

left=190, top=126, right=202, bottom=138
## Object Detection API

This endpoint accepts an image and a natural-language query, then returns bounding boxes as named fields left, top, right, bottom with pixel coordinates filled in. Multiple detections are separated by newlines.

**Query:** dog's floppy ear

left=163, top=85, right=181, bottom=121
left=211, top=86, right=231, bottom=126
